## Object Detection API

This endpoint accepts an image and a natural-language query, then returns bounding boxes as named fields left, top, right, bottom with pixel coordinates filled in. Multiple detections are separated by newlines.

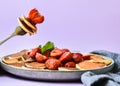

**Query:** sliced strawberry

left=59, top=52, right=73, bottom=63
left=61, top=48, right=70, bottom=53
left=82, top=55, right=91, bottom=60
left=45, top=58, right=61, bottom=70
left=35, top=53, right=48, bottom=63
left=72, top=53, right=83, bottom=63
left=64, top=61, right=76, bottom=67
left=28, top=8, right=44, bottom=24
left=28, top=47, right=41, bottom=58
left=50, top=48, right=63, bottom=57
left=31, top=15, right=44, bottom=24
left=43, top=50, right=51, bottom=57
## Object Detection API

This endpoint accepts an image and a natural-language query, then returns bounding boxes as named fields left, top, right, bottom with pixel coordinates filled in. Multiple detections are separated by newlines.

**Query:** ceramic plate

left=0, top=54, right=114, bottom=81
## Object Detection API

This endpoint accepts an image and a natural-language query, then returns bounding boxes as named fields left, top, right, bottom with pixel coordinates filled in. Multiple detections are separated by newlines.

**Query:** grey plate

left=0, top=55, right=114, bottom=81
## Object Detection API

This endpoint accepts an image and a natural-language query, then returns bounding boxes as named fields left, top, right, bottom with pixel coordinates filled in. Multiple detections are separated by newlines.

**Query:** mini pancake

left=76, top=60, right=106, bottom=70
left=22, top=16, right=37, bottom=33
left=87, top=54, right=112, bottom=65
left=25, top=62, right=46, bottom=69
left=2, top=57, right=19, bottom=64
left=90, top=55, right=104, bottom=61
left=10, top=61, right=25, bottom=68
left=17, top=17, right=34, bottom=35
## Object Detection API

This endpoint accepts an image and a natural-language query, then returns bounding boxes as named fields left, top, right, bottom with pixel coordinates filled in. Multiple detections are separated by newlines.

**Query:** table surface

left=0, top=67, right=84, bottom=86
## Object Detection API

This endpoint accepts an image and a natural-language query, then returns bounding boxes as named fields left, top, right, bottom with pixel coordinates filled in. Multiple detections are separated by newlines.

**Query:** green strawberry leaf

left=41, top=41, right=54, bottom=54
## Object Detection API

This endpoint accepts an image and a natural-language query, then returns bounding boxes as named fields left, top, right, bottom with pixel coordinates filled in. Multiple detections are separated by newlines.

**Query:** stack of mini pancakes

left=17, top=16, right=37, bottom=35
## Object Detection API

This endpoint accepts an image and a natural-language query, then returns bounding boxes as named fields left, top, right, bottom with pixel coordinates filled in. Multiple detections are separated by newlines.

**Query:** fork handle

left=0, top=33, right=16, bottom=45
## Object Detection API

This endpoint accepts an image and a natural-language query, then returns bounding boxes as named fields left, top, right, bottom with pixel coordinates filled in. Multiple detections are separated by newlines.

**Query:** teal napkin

left=81, top=50, right=120, bottom=86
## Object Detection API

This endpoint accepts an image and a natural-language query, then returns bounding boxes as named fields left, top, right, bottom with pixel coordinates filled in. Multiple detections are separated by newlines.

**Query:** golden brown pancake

left=76, top=60, right=106, bottom=70
left=87, top=54, right=112, bottom=65
left=22, top=16, right=37, bottom=33
left=10, top=61, right=25, bottom=67
left=25, top=62, right=46, bottom=69
left=2, top=57, right=19, bottom=64
left=17, top=17, right=35, bottom=35
left=90, top=55, right=104, bottom=61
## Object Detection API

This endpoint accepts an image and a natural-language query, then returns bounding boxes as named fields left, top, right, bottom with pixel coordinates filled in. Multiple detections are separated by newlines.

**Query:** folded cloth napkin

left=81, top=50, right=120, bottom=86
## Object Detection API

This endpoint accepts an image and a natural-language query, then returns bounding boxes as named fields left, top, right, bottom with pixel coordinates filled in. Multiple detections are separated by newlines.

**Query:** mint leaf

left=41, top=41, right=54, bottom=54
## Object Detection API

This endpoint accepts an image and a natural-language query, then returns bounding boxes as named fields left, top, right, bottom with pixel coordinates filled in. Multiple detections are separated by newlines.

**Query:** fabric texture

left=81, top=50, right=120, bottom=86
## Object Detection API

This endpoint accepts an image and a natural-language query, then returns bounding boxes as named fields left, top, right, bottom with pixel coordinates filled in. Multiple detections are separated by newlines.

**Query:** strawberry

left=61, top=48, right=70, bottom=53
left=28, top=8, right=44, bottom=25
left=45, top=58, right=61, bottom=70
left=72, top=53, right=83, bottom=63
left=43, top=50, right=51, bottom=57
left=50, top=48, right=63, bottom=57
left=35, top=53, right=48, bottom=63
left=59, top=52, right=72, bottom=63
left=82, top=55, right=90, bottom=60
left=28, top=47, right=41, bottom=58
left=64, top=61, right=76, bottom=67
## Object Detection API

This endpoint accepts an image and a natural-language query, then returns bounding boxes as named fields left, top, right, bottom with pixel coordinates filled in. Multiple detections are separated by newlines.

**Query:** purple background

left=1, top=0, right=120, bottom=56
left=0, top=0, right=120, bottom=86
